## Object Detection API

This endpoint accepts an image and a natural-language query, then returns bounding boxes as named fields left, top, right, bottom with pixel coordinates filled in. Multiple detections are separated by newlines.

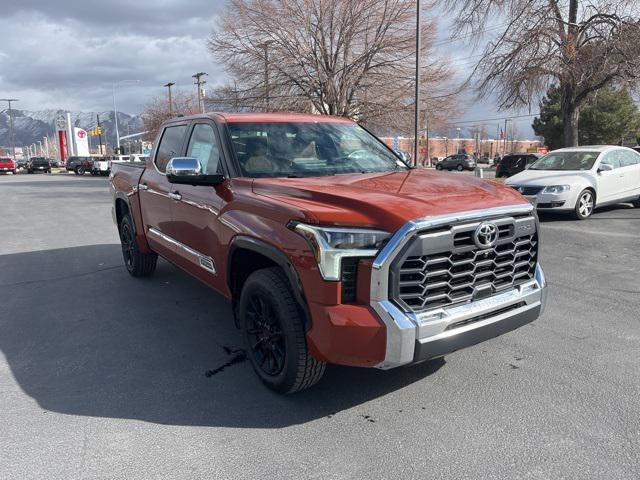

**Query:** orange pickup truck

left=110, top=112, right=547, bottom=393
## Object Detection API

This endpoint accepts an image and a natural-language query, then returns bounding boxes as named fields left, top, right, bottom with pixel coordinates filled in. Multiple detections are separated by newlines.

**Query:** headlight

left=291, top=223, right=391, bottom=281
left=542, top=185, right=570, bottom=194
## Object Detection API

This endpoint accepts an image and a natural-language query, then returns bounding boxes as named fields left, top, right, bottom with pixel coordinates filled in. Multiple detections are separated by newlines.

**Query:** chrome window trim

left=369, top=203, right=546, bottom=369
left=148, top=227, right=216, bottom=274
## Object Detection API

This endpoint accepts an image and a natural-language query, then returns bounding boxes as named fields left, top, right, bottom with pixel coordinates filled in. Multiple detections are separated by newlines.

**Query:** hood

left=252, top=169, right=528, bottom=232
left=506, top=169, right=593, bottom=186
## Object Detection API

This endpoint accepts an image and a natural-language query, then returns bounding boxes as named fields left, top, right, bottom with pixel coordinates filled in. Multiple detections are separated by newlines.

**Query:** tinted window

left=530, top=151, right=599, bottom=171
left=618, top=150, right=640, bottom=167
left=600, top=151, right=622, bottom=169
left=187, top=124, right=222, bottom=174
left=155, top=125, right=187, bottom=172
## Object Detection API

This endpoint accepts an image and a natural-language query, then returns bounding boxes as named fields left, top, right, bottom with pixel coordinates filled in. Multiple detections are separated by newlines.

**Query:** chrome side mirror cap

left=166, top=157, right=225, bottom=186
left=166, top=157, right=202, bottom=177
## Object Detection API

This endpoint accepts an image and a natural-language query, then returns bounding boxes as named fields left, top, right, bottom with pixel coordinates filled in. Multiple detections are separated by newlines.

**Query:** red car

left=0, top=157, right=16, bottom=174
left=110, top=113, right=547, bottom=393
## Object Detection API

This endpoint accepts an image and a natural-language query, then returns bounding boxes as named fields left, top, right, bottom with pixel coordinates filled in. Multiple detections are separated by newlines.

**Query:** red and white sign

left=74, top=128, right=90, bottom=156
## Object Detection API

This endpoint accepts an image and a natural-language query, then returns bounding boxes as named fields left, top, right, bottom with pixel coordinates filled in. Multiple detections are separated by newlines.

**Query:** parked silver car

left=506, top=146, right=640, bottom=219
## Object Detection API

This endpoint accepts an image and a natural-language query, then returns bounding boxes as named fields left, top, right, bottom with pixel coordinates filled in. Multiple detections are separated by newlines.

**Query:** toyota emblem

left=474, top=222, right=499, bottom=249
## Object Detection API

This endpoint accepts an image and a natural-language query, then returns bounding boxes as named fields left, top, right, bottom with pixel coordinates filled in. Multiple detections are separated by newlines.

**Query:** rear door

left=168, top=120, right=230, bottom=291
left=139, top=123, right=188, bottom=259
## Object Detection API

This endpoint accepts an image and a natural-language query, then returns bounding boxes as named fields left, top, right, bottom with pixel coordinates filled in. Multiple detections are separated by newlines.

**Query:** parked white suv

left=506, top=146, right=640, bottom=219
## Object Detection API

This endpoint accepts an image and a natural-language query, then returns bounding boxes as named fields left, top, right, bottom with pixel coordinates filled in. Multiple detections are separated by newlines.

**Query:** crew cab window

left=155, top=125, right=187, bottom=173
left=186, top=124, right=222, bottom=174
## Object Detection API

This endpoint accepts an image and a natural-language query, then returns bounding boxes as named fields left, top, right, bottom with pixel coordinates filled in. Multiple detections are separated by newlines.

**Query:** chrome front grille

left=391, top=214, right=538, bottom=312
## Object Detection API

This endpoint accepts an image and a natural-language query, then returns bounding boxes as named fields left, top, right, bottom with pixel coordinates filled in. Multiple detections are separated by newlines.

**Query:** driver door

left=168, top=121, right=231, bottom=292
left=596, top=150, right=624, bottom=204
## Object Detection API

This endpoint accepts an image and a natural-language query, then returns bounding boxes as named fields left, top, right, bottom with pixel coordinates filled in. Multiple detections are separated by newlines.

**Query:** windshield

left=529, top=151, right=600, bottom=171
left=228, top=122, right=408, bottom=178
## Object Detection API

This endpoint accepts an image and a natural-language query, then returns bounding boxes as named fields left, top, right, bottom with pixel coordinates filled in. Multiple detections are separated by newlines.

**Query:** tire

left=239, top=267, right=325, bottom=394
left=75, top=167, right=85, bottom=175
left=12, top=170, right=16, bottom=175
left=119, top=214, right=157, bottom=277
left=632, top=196, right=640, bottom=208
left=574, top=189, right=595, bottom=220
left=435, top=164, right=443, bottom=171
left=456, top=164, right=464, bottom=171
left=27, top=170, right=33, bottom=174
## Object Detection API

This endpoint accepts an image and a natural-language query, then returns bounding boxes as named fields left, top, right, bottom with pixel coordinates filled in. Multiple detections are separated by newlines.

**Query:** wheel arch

left=228, top=236, right=311, bottom=330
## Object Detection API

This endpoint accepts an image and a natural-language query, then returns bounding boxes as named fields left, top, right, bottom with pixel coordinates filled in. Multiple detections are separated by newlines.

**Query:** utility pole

left=1, top=98, right=19, bottom=161
left=163, top=82, right=175, bottom=116
left=503, top=118, right=511, bottom=156
left=192, top=72, right=208, bottom=113
left=413, top=0, right=421, bottom=167
left=97, top=114, right=104, bottom=155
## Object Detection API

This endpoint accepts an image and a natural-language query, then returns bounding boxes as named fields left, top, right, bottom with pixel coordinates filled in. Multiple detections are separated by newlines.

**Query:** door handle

left=138, top=183, right=148, bottom=191
left=168, top=192, right=182, bottom=201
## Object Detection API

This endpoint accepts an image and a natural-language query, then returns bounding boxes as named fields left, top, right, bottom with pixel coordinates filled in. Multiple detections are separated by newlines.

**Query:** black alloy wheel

left=245, top=292, right=286, bottom=376
left=120, top=220, right=136, bottom=272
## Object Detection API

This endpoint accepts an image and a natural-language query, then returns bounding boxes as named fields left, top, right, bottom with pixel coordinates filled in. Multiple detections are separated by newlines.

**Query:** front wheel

left=456, top=164, right=464, bottom=171
left=435, top=164, right=443, bottom=171
left=239, top=267, right=325, bottom=394
left=574, top=189, right=595, bottom=220
left=119, top=214, right=157, bottom=277
left=75, top=167, right=85, bottom=175
left=632, top=196, right=640, bottom=208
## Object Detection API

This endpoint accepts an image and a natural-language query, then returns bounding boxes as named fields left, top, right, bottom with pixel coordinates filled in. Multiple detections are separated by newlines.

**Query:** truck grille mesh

left=392, top=216, right=538, bottom=312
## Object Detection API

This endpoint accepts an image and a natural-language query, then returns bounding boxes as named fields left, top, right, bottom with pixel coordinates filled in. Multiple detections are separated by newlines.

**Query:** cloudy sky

left=0, top=0, right=536, bottom=137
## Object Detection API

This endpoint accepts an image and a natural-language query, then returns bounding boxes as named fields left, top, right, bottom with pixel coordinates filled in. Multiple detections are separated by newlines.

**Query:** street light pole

left=413, top=0, right=421, bottom=167
left=112, top=80, right=140, bottom=153
left=1, top=98, right=19, bottom=162
left=164, top=82, right=175, bottom=116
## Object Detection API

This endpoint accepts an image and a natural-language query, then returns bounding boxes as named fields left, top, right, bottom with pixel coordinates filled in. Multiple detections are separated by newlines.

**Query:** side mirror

left=598, top=163, right=614, bottom=173
left=166, top=157, right=225, bottom=186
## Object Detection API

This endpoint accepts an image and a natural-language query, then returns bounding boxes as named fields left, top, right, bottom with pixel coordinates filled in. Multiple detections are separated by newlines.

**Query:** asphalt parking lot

left=1, top=173, right=639, bottom=479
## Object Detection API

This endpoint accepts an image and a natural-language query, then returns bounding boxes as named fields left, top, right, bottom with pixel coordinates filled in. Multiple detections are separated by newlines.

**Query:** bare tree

left=444, top=0, right=640, bottom=146
left=208, top=0, right=460, bottom=136
left=141, top=91, right=199, bottom=141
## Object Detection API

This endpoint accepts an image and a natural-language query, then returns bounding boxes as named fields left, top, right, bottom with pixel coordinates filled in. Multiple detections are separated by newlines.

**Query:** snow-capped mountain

left=0, top=109, right=145, bottom=148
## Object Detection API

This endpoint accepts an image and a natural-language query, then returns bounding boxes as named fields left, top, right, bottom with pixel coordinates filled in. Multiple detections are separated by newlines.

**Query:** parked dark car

left=495, top=153, right=542, bottom=178
left=66, top=156, right=93, bottom=175
left=27, top=157, right=51, bottom=174
left=435, top=153, right=477, bottom=171
left=0, top=157, right=17, bottom=174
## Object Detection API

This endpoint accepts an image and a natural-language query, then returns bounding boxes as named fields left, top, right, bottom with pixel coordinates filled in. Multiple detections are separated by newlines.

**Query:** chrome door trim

left=148, top=227, right=216, bottom=274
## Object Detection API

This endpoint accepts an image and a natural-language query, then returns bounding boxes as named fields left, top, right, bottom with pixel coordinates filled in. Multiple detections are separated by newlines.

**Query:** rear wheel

left=239, top=267, right=325, bottom=394
left=574, top=189, right=595, bottom=220
left=119, top=214, right=157, bottom=277
left=456, top=164, right=464, bottom=171
left=435, top=164, right=443, bottom=171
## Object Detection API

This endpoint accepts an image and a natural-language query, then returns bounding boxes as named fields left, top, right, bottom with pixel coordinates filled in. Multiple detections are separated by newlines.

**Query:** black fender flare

left=228, top=236, right=311, bottom=330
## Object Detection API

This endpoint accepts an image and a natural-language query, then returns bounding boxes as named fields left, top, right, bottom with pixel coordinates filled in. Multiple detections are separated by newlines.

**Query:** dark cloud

left=0, top=2, right=226, bottom=113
